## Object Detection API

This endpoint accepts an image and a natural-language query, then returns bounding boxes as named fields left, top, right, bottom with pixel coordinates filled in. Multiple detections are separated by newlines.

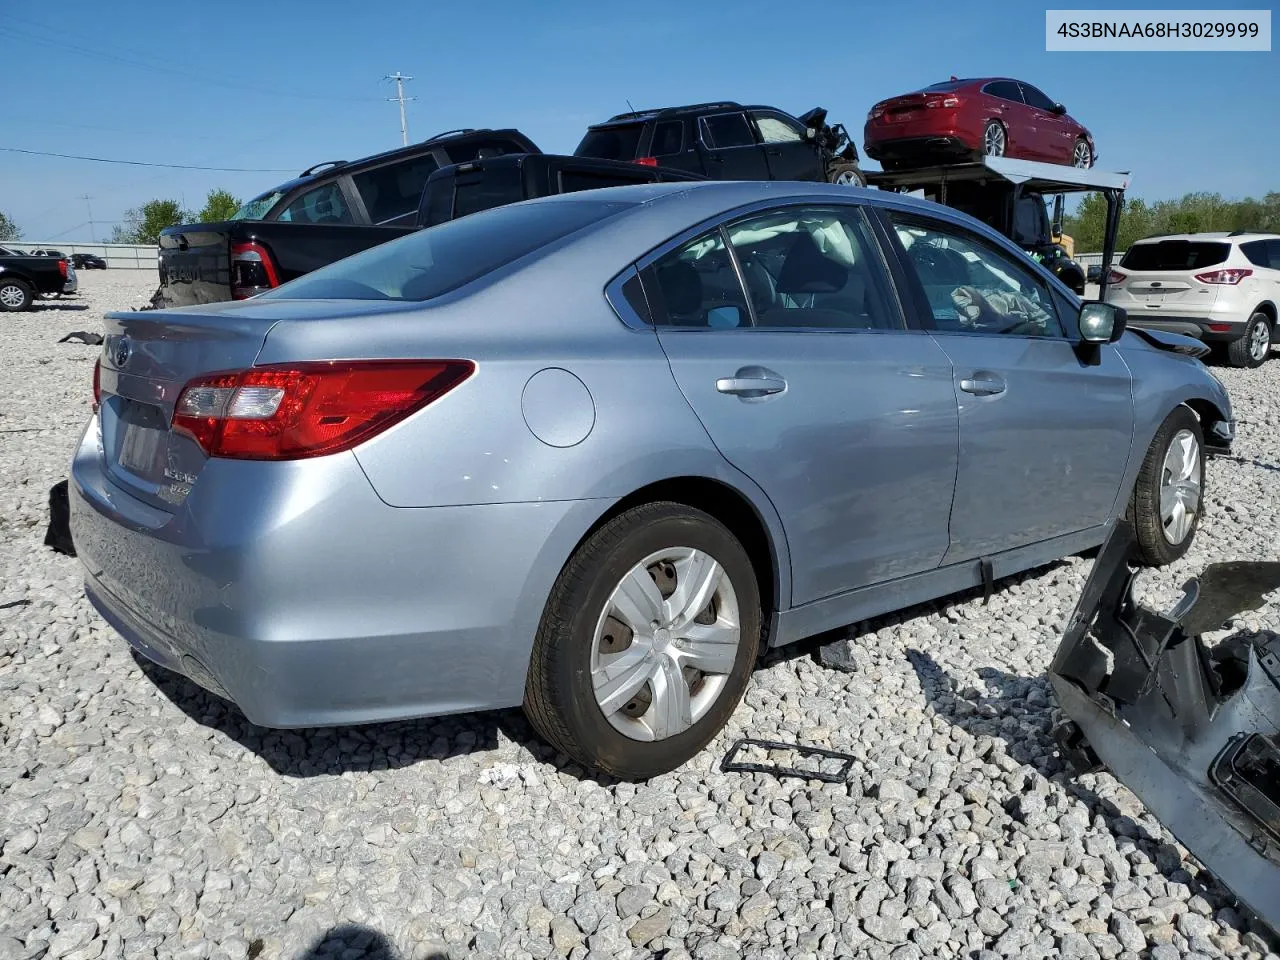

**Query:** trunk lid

left=96, top=299, right=409, bottom=511
left=878, top=93, right=933, bottom=122
left=157, top=224, right=235, bottom=308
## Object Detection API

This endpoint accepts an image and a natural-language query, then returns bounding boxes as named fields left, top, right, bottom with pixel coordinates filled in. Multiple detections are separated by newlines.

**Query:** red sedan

left=864, top=77, right=1096, bottom=170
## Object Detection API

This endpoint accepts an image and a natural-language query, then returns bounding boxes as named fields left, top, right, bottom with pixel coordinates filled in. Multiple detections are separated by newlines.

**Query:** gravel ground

left=3, top=270, right=1280, bottom=960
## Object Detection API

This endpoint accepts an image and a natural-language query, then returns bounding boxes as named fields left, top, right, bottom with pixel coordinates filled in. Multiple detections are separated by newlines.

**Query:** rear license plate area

left=116, top=399, right=169, bottom=475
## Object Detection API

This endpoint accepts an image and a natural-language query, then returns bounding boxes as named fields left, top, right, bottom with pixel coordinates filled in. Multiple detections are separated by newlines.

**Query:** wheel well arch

left=1182, top=397, right=1230, bottom=435
left=577, top=476, right=781, bottom=628
left=1251, top=301, right=1277, bottom=325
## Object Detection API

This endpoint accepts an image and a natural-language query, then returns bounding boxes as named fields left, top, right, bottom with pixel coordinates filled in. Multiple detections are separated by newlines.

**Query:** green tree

left=196, top=188, right=241, bottom=222
left=0, top=210, right=20, bottom=242
left=111, top=199, right=191, bottom=245
left=1064, top=189, right=1280, bottom=253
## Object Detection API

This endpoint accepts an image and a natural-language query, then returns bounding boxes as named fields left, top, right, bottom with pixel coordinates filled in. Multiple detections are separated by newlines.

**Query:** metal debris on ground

left=721, top=737, right=857, bottom=783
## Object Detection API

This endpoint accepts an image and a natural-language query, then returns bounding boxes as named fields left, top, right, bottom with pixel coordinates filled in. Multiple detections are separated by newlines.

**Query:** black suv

left=230, top=127, right=541, bottom=227
left=574, top=102, right=863, bottom=186
left=418, top=154, right=703, bottom=227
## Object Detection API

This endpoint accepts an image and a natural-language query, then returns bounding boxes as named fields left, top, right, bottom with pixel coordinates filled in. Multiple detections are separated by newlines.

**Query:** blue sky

left=3, top=0, right=1276, bottom=241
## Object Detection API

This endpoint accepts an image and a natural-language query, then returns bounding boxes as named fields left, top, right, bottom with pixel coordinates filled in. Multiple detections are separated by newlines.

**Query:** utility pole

left=384, top=72, right=416, bottom=146
left=82, top=195, right=95, bottom=242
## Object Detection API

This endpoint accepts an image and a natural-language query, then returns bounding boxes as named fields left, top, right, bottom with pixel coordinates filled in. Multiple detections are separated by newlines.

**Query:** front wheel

left=827, top=162, right=866, bottom=187
left=1130, top=406, right=1204, bottom=566
left=0, top=279, right=33, bottom=312
left=524, top=502, right=761, bottom=780
left=1226, top=312, right=1272, bottom=368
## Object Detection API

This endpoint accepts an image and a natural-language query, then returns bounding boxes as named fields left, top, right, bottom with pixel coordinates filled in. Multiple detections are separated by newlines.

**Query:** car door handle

left=766, top=147, right=782, bottom=156
left=959, top=376, right=1006, bottom=396
left=717, top=370, right=787, bottom=398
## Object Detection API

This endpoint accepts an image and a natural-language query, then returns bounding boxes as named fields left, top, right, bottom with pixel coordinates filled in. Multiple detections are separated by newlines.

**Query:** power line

left=384, top=72, right=417, bottom=146
left=1, top=147, right=295, bottom=173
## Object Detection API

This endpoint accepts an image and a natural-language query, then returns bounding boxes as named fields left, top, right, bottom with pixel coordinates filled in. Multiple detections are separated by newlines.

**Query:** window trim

left=880, top=209, right=1075, bottom=342
left=627, top=201, right=910, bottom=334
left=697, top=111, right=759, bottom=151
left=981, top=80, right=1025, bottom=105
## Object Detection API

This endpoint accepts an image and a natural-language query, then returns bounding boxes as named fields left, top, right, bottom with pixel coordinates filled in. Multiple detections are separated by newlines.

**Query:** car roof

left=1132, top=231, right=1280, bottom=243
left=592, top=102, right=791, bottom=127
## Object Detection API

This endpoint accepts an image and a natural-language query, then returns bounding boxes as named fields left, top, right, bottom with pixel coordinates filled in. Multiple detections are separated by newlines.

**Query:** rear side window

left=1120, top=241, right=1230, bottom=270
left=699, top=113, right=755, bottom=149
left=276, top=183, right=354, bottom=225
left=642, top=230, right=752, bottom=328
left=1270, top=240, right=1280, bottom=269
left=1241, top=240, right=1270, bottom=267
left=260, top=199, right=631, bottom=302
left=575, top=124, right=644, bottom=161
left=558, top=169, right=647, bottom=193
left=983, top=81, right=1024, bottom=102
left=650, top=121, right=684, bottom=157
left=352, top=156, right=439, bottom=224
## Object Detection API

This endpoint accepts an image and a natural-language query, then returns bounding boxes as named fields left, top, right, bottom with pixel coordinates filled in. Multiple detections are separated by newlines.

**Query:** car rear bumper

left=1124, top=315, right=1247, bottom=342
left=69, top=416, right=607, bottom=728
left=865, top=134, right=975, bottom=163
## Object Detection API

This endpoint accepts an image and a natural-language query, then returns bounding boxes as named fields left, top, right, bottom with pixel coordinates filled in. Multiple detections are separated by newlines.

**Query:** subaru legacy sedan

left=70, top=182, right=1233, bottom=780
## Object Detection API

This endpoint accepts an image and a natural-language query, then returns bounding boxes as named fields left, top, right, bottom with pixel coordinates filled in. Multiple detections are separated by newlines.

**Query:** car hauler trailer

left=867, top=156, right=1129, bottom=300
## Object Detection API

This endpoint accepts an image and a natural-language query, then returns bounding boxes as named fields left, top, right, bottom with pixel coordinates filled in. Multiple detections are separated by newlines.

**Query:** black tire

left=1226, top=311, right=1272, bottom=368
left=524, top=502, right=762, bottom=780
left=827, top=161, right=866, bottom=187
left=0, top=278, right=33, bottom=312
left=982, top=120, right=1006, bottom=158
left=1129, top=406, right=1205, bottom=567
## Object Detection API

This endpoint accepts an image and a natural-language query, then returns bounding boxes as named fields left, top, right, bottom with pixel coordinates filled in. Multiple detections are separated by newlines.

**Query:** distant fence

left=13, top=242, right=157, bottom=271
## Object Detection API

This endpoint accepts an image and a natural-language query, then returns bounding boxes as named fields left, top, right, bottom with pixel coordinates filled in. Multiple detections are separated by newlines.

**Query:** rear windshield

left=575, top=124, right=645, bottom=161
left=920, top=80, right=971, bottom=92
left=1121, top=241, right=1230, bottom=271
left=231, top=191, right=285, bottom=221
left=453, top=167, right=526, bottom=219
left=260, top=198, right=631, bottom=302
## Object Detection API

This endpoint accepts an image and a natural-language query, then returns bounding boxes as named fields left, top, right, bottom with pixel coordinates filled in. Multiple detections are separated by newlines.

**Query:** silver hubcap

left=834, top=170, right=860, bottom=186
left=591, top=547, right=741, bottom=742
left=1073, top=141, right=1091, bottom=167
left=1249, top=319, right=1270, bottom=361
left=0, top=285, right=25, bottom=307
left=1160, top=429, right=1201, bottom=545
left=984, top=123, right=1005, bottom=156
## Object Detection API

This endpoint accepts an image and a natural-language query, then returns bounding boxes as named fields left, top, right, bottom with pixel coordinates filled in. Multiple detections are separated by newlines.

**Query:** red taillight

left=92, top=357, right=101, bottom=410
left=58, top=259, right=69, bottom=279
left=1194, top=268, right=1252, bottom=285
left=868, top=105, right=886, bottom=120
left=1106, top=270, right=1126, bottom=285
left=171, top=360, right=474, bottom=460
left=926, top=97, right=961, bottom=108
left=230, top=241, right=281, bottom=300
left=634, top=156, right=659, bottom=167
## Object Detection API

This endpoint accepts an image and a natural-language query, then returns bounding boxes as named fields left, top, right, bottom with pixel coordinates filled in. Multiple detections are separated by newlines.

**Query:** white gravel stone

left=2, top=270, right=1279, bottom=958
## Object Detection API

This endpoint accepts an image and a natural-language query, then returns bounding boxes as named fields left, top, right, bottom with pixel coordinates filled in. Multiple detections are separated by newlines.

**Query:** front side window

left=725, top=207, right=899, bottom=330
left=352, top=156, right=440, bottom=224
left=891, top=216, right=1065, bottom=338
left=1018, top=83, right=1058, bottom=111
left=751, top=111, right=805, bottom=144
left=232, top=191, right=285, bottom=221
left=275, top=183, right=354, bottom=225
left=260, top=198, right=632, bottom=303
left=650, top=121, right=685, bottom=157
left=699, top=112, right=755, bottom=149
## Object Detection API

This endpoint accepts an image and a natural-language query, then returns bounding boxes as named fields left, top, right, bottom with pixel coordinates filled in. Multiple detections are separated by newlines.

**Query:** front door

left=883, top=212, right=1134, bottom=564
left=642, top=203, right=960, bottom=605
left=1019, top=83, right=1074, bottom=163
left=696, top=111, right=772, bottom=181
left=750, top=110, right=823, bottom=181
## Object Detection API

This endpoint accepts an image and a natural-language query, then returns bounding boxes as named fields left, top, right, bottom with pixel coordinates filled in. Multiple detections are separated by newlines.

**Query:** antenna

left=384, top=72, right=418, bottom=146
left=625, top=99, right=636, bottom=113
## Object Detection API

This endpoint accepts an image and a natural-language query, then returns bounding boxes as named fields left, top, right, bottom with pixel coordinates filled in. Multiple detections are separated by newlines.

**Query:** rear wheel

left=1072, top=138, right=1093, bottom=168
left=524, top=502, right=761, bottom=780
left=0, top=279, right=33, bottom=312
left=1226, top=311, right=1272, bottom=368
left=982, top=121, right=1006, bottom=158
left=1130, top=406, right=1204, bottom=567
left=827, top=162, right=866, bottom=187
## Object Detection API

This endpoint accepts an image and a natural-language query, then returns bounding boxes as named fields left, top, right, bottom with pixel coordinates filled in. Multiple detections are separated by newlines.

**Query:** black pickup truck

left=153, top=128, right=540, bottom=308
left=0, top=246, right=74, bottom=312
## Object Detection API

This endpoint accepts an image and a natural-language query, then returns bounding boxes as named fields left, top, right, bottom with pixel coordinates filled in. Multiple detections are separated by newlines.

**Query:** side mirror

left=1079, top=302, right=1126, bottom=343
left=1051, top=102, right=1067, bottom=115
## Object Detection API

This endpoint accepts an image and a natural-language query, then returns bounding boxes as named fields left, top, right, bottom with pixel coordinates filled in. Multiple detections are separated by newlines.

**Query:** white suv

left=1106, top=232, right=1280, bottom=368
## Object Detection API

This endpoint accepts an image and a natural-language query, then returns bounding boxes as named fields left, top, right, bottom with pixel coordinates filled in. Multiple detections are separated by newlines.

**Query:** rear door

left=642, top=203, right=959, bottom=604
left=981, top=81, right=1034, bottom=157
left=883, top=211, right=1133, bottom=562
left=750, top=110, right=822, bottom=181
left=648, top=119, right=703, bottom=175
left=696, top=112, right=771, bottom=180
